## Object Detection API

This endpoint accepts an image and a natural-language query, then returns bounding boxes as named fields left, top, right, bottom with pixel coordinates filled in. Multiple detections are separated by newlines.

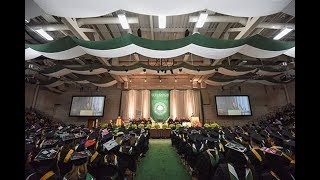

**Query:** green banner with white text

left=150, top=90, right=170, bottom=122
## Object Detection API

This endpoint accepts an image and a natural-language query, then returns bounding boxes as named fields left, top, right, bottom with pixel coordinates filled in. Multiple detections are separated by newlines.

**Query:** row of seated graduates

left=25, top=122, right=150, bottom=180
left=170, top=121, right=295, bottom=179
left=167, top=118, right=191, bottom=124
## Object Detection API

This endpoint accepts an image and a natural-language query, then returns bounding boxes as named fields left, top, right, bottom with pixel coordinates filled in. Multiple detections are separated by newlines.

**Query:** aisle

left=135, top=139, right=192, bottom=180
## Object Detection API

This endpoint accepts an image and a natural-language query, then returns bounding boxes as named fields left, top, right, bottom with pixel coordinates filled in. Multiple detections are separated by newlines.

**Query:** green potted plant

left=138, top=124, right=144, bottom=129
left=210, top=122, right=220, bottom=128
left=101, top=123, right=108, bottom=129
left=204, top=123, right=210, bottom=128
left=146, top=124, right=152, bottom=129
left=132, top=124, right=137, bottom=129
left=162, top=124, right=168, bottom=129
left=185, top=124, right=190, bottom=128
left=169, top=124, right=175, bottom=130
left=125, top=124, right=130, bottom=129
left=176, top=124, right=182, bottom=129
left=154, top=123, right=160, bottom=129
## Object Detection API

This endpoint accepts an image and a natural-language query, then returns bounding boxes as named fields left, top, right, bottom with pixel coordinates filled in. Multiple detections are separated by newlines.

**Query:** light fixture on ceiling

left=282, top=62, right=287, bottom=66
left=159, top=79, right=162, bottom=83
left=243, top=60, right=247, bottom=63
left=129, top=79, right=132, bottom=83
left=175, top=78, right=177, bottom=82
left=273, top=28, right=293, bottom=40
left=190, top=78, right=192, bottom=82
left=25, top=19, right=29, bottom=23
left=159, top=16, right=166, bottom=29
left=35, top=29, right=53, bottom=41
left=144, top=79, right=147, bottom=83
left=195, top=13, right=208, bottom=28
left=170, top=69, right=173, bottom=74
left=179, top=68, right=182, bottom=72
left=118, top=14, right=130, bottom=29
left=143, top=68, right=146, bottom=72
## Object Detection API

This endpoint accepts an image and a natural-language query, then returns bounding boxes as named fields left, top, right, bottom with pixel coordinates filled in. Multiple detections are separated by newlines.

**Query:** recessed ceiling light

left=118, top=14, right=130, bottom=29
left=35, top=29, right=53, bottom=41
left=195, top=13, right=208, bottom=28
left=273, top=28, right=293, bottom=40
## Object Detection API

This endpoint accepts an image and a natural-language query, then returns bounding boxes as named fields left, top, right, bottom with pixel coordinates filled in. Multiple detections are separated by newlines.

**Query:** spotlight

left=143, top=68, right=146, bottom=72
left=137, top=28, right=142, bottom=37
left=160, top=79, right=162, bottom=82
left=144, top=79, right=147, bottom=82
left=190, top=78, right=192, bottom=82
left=170, top=69, right=173, bottom=74
left=157, top=69, right=160, bottom=73
left=107, top=69, right=111, bottom=72
left=179, top=68, right=182, bottom=72
left=197, top=68, right=200, bottom=72
left=161, top=69, right=164, bottom=72
left=129, top=79, right=132, bottom=83
left=89, top=69, right=93, bottom=72
left=175, top=78, right=177, bottom=82
left=164, top=70, right=167, bottom=73
left=215, top=68, right=218, bottom=71
left=125, top=69, right=128, bottom=72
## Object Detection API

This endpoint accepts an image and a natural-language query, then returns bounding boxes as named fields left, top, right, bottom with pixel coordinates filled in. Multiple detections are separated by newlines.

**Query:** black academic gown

left=214, top=163, right=257, bottom=180
left=245, top=148, right=268, bottom=176
left=195, top=149, right=222, bottom=180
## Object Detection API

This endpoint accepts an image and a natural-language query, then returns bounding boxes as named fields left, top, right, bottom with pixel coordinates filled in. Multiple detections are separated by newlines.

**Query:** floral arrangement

left=154, top=123, right=160, bottom=129
left=131, top=124, right=137, bottom=129
left=204, top=123, right=210, bottom=128
left=162, top=124, right=168, bottom=129
left=169, top=124, right=175, bottom=129
left=138, top=124, right=145, bottom=129
left=210, top=122, right=220, bottom=128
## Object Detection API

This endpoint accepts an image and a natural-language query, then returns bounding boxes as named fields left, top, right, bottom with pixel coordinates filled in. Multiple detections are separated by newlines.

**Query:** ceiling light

left=195, top=13, right=208, bottom=28
left=273, top=28, right=293, bottom=40
left=170, top=69, right=173, bottom=74
left=25, top=19, right=29, bottom=23
left=242, top=60, right=247, bottom=63
left=129, top=79, right=132, bottom=83
left=35, top=29, right=53, bottom=41
left=175, top=79, right=177, bottom=82
left=144, top=79, right=147, bottom=82
left=282, top=62, right=287, bottom=66
left=159, top=16, right=166, bottom=29
left=118, top=14, right=130, bottom=29
left=190, top=79, right=192, bottom=82
left=160, top=79, right=162, bottom=83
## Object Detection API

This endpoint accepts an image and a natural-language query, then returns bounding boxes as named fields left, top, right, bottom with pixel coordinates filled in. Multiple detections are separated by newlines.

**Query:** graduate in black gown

left=27, top=147, right=61, bottom=180
left=57, top=134, right=76, bottom=177
left=195, top=137, right=222, bottom=180
left=214, top=141, right=256, bottom=180
left=63, top=150, right=94, bottom=180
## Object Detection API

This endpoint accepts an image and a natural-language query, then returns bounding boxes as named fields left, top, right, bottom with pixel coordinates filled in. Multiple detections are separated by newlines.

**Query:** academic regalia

left=117, top=134, right=137, bottom=179
left=63, top=150, right=94, bottom=180
left=214, top=141, right=257, bottom=180
left=28, top=148, right=61, bottom=180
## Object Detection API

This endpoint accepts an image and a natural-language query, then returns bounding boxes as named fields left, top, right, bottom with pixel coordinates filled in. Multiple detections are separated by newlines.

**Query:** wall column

left=31, top=85, right=40, bottom=108
left=282, top=84, right=290, bottom=104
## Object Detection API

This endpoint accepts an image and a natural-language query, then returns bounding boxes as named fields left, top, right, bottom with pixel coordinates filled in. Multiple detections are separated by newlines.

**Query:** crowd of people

left=25, top=109, right=150, bottom=180
left=171, top=104, right=295, bottom=180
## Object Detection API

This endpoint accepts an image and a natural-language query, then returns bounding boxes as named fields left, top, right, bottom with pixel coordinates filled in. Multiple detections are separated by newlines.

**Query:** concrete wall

left=25, top=83, right=122, bottom=125
left=25, top=80, right=295, bottom=127
left=201, top=81, right=295, bottom=126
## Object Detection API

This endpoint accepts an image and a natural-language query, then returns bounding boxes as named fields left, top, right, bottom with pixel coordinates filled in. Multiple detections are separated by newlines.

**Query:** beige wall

left=25, top=80, right=295, bottom=127
left=25, top=83, right=122, bottom=125
left=201, top=81, right=295, bottom=126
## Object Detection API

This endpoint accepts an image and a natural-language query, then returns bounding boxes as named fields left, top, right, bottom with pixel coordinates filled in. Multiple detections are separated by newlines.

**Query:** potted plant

left=154, top=123, right=160, bottom=129
left=162, top=124, right=168, bottom=129
left=176, top=124, right=182, bottom=129
left=204, top=123, right=210, bottom=128
left=101, top=123, right=108, bottom=129
left=210, top=122, right=220, bottom=128
left=169, top=124, right=175, bottom=130
left=131, top=124, right=137, bottom=129
left=146, top=124, right=152, bottom=129
left=138, top=124, right=145, bottom=129
left=125, top=124, right=130, bottom=129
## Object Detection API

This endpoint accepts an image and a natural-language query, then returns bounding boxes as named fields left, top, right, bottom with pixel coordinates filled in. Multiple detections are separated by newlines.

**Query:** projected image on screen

left=216, top=96, right=251, bottom=116
left=70, top=96, right=105, bottom=116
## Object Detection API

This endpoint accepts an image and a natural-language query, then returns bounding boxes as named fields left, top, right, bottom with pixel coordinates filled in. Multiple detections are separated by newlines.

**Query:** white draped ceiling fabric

left=121, top=90, right=150, bottom=120
left=120, top=90, right=201, bottom=121
left=170, top=90, right=201, bottom=120
left=33, top=0, right=292, bottom=18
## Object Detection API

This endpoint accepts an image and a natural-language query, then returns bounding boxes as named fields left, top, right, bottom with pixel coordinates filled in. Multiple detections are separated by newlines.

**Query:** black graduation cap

left=240, top=133, right=250, bottom=142
left=41, top=139, right=59, bottom=148
left=260, top=130, right=269, bottom=138
left=62, top=134, right=76, bottom=142
left=70, top=150, right=91, bottom=166
left=88, top=131, right=99, bottom=140
left=34, top=148, right=59, bottom=161
left=281, top=130, right=293, bottom=139
left=209, top=130, right=220, bottom=139
left=134, top=128, right=141, bottom=135
left=283, top=140, right=295, bottom=150
left=224, top=131, right=236, bottom=141
left=82, top=128, right=91, bottom=134
left=225, top=141, right=247, bottom=153
left=204, top=137, right=219, bottom=144
left=102, top=133, right=113, bottom=142
left=270, top=131, right=284, bottom=141
left=122, top=134, right=130, bottom=142
left=250, top=133, right=264, bottom=144
left=103, top=139, right=119, bottom=152
left=45, top=130, right=56, bottom=139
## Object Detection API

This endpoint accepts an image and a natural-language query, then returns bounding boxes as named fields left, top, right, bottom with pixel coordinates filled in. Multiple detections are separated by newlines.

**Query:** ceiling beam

left=211, top=22, right=229, bottom=38
left=235, top=17, right=266, bottom=39
left=95, top=24, right=113, bottom=39
left=61, top=17, right=89, bottom=40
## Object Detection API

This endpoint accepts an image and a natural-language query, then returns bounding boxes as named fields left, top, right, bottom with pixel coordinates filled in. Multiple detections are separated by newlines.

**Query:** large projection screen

left=69, top=96, right=105, bottom=117
left=215, top=95, right=252, bottom=116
